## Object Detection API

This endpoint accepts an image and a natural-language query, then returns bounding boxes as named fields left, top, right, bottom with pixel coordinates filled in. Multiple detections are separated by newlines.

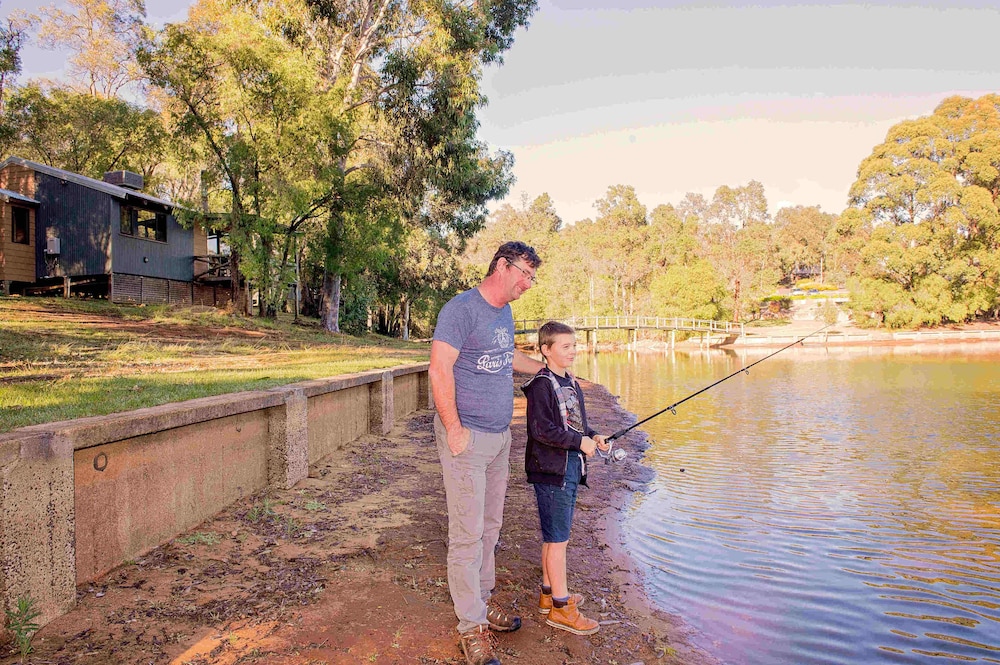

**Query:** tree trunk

left=321, top=271, right=341, bottom=333
left=230, top=251, right=247, bottom=314
left=402, top=297, right=410, bottom=340
left=733, top=278, right=741, bottom=323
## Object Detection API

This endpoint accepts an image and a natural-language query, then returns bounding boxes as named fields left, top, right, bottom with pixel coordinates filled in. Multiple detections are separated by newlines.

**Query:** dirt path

left=2, top=377, right=719, bottom=665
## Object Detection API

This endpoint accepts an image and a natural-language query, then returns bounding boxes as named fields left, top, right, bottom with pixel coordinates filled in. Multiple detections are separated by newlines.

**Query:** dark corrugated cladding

left=31, top=172, right=193, bottom=282
left=111, top=198, right=194, bottom=282
left=34, top=171, right=114, bottom=279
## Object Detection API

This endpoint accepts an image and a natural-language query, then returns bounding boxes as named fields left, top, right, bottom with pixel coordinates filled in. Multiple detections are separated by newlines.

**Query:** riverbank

left=1, top=377, right=718, bottom=665
left=610, top=319, right=1000, bottom=352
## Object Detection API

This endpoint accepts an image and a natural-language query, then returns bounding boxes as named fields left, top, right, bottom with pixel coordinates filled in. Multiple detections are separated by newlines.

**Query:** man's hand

left=447, top=424, right=472, bottom=456
left=580, top=436, right=597, bottom=457
left=594, top=435, right=610, bottom=452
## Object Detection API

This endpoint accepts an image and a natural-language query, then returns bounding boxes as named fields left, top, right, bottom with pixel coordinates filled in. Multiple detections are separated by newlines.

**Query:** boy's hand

left=580, top=436, right=597, bottom=457
left=594, top=435, right=610, bottom=452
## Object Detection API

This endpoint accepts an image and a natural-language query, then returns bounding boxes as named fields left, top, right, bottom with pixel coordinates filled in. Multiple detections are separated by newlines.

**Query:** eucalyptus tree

left=647, top=258, right=729, bottom=321
left=592, top=184, right=649, bottom=314
left=701, top=180, right=777, bottom=321
left=311, top=0, right=527, bottom=332
left=846, top=94, right=1000, bottom=327
left=144, top=0, right=530, bottom=329
left=140, top=0, right=329, bottom=315
left=3, top=83, right=167, bottom=179
left=0, top=9, right=24, bottom=113
left=773, top=205, right=838, bottom=284
left=0, top=10, right=25, bottom=148
left=29, top=0, right=147, bottom=98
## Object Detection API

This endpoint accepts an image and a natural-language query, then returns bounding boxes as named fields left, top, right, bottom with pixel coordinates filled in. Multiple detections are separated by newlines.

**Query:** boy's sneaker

left=459, top=625, right=501, bottom=665
left=546, top=597, right=599, bottom=636
left=486, top=603, right=522, bottom=632
left=538, top=591, right=585, bottom=615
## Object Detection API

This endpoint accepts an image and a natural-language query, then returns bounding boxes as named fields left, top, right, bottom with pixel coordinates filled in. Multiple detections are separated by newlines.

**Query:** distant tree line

left=466, top=95, right=1000, bottom=331
left=1, top=2, right=997, bottom=332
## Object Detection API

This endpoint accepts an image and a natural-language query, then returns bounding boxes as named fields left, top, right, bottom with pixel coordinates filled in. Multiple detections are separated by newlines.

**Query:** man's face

left=503, top=257, right=537, bottom=301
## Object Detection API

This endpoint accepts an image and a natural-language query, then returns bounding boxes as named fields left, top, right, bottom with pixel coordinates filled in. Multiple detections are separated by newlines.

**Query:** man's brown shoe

left=459, top=625, right=501, bottom=665
left=546, top=598, right=599, bottom=635
left=538, top=591, right=585, bottom=615
left=487, top=604, right=521, bottom=632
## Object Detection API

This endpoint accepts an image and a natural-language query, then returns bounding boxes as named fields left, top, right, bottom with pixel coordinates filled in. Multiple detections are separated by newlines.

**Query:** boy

left=521, top=321, right=608, bottom=635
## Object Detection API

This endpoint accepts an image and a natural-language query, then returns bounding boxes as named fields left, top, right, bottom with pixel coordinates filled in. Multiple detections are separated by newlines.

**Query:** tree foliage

left=845, top=94, right=1000, bottom=327
left=29, top=0, right=147, bottom=98
left=3, top=83, right=166, bottom=178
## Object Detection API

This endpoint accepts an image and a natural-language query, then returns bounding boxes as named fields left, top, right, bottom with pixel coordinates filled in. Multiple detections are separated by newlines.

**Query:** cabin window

left=120, top=208, right=133, bottom=235
left=120, top=206, right=167, bottom=242
left=207, top=230, right=230, bottom=255
left=11, top=207, right=29, bottom=244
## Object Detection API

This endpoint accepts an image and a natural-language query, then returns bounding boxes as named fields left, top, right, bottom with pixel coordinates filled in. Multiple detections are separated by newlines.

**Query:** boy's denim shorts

left=533, top=452, right=583, bottom=543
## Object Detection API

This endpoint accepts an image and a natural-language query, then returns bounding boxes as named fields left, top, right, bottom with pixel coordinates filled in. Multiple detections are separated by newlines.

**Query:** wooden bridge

left=513, top=315, right=744, bottom=348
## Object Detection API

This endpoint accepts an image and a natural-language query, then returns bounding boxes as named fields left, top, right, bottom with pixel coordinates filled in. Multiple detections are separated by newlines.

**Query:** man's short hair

left=538, top=321, right=576, bottom=352
left=486, top=241, right=542, bottom=277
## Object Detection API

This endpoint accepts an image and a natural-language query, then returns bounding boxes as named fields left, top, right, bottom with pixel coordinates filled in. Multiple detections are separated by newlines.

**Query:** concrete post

left=419, top=370, right=433, bottom=410
left=267, top=388, right=309, bottom=489
left=0, top=431, right=76, bottom=626
left=369, top=370, right=394, bottom=435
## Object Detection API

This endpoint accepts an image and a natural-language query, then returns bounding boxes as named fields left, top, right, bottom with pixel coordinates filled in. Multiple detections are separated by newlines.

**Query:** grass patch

left=0, top=298, right=429, bottom=432
left=246, top=497, right=278, bottom=523
left=175, top=532, right=221, bottom=546
left=303, top=500, right=327, bottom=512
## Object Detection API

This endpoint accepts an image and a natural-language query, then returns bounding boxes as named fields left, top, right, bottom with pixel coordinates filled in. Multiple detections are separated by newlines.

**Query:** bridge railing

left=514, top=316, right=743, bottom=336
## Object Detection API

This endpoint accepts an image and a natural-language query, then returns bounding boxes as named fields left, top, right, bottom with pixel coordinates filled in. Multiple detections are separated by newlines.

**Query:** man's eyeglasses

left=506, top=259, right=537, bottom=284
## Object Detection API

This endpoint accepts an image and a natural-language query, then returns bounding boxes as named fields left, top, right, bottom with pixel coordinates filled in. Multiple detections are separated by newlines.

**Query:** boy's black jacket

left=521, top=367, right=598, bottom=487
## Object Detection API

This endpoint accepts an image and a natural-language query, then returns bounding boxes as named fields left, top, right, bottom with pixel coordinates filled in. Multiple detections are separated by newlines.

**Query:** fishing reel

left=596, top=440, right=627, bottom=465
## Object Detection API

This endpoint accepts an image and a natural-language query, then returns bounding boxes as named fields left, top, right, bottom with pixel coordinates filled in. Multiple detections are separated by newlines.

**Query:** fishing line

left=605, top=323, right=836, bottom=445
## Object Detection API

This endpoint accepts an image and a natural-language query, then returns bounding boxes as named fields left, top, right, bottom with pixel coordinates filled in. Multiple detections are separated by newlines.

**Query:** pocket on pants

left=453, top=428, right=475, bottom=457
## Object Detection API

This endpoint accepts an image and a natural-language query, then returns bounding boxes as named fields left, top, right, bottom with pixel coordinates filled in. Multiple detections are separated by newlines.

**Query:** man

left=429, top=241, right=545, bottom=665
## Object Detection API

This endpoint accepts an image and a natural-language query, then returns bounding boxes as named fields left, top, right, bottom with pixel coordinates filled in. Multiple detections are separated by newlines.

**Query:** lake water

left=580, top=343, right=1000, bottom=665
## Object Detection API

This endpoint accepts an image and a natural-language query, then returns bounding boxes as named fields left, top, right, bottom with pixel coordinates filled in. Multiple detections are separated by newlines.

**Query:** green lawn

left=0, top=298, right=429, bottom=433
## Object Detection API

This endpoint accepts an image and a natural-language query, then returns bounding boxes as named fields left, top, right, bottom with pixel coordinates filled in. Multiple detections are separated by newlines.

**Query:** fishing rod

left=603, top=323, right=836, bottom=450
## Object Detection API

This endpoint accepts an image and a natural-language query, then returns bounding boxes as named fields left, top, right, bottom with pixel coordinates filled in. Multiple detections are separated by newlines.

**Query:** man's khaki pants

left=434, top=415, right=512, bottom=634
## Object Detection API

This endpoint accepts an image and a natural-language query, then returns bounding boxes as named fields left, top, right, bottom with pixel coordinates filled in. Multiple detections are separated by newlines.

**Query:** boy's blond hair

left=538, top=321, right=576, bottom=358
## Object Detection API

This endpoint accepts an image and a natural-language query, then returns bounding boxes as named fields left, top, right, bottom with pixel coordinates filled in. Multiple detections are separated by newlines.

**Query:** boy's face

left=541, top=332, right=576, bottom=371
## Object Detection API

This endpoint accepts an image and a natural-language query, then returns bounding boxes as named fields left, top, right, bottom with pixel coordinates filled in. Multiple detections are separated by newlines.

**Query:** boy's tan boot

left=538, top=591, right=585, bottom=615
left=458, top=625, right=501, bottom=665
left=545, top=597, right=599, bottom=635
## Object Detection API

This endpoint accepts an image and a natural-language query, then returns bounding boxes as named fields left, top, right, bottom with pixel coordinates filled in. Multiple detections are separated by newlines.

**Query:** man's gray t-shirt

left=433, top=288, right=515, bottom=433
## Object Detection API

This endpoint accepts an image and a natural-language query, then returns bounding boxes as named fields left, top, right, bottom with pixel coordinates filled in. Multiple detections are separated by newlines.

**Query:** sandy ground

left=1, top=376, right=720, bottom=665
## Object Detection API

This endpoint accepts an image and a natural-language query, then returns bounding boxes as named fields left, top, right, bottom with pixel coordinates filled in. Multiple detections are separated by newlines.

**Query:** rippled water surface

left=581, top=344, right=1000, bottom=665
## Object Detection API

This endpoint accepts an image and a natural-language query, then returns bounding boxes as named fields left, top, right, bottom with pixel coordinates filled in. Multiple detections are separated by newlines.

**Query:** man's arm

left=429, top=340, right=470, bottom=456
left=513, top=348, right=545, bottom=375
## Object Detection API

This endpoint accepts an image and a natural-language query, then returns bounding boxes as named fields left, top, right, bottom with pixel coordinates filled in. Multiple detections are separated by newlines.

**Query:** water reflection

left=580, top=345, right=1000, bottom=665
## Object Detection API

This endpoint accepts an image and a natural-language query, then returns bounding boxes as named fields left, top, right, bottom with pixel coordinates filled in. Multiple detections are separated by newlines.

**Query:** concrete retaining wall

left=0, top=362, right=432, bottom=628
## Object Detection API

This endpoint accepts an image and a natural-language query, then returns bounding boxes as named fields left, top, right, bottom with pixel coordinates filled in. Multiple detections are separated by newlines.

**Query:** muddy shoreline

left=2, top=374, right=718, bottom=665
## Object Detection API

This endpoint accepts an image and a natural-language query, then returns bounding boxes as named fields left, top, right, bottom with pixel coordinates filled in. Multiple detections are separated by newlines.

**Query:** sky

left=5, top=0, right=999, bottom=224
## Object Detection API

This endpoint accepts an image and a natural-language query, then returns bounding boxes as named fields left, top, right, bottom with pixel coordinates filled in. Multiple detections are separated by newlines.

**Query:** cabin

left=0, top=156, right=231, bottom=306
